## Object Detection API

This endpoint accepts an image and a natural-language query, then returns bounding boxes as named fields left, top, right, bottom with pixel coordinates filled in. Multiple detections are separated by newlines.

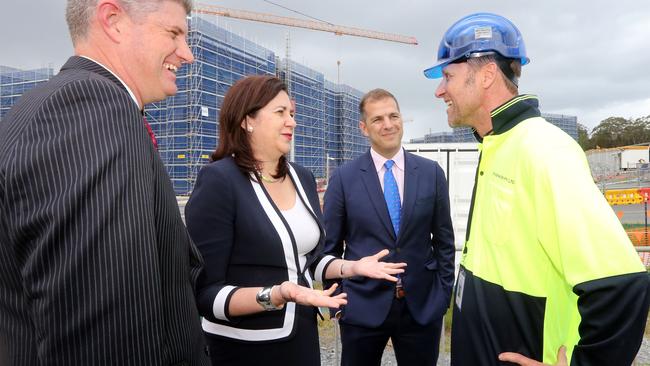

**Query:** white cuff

left=212, top=285, right=237, bottom=321
left=314, top=255, right=337, bottom=282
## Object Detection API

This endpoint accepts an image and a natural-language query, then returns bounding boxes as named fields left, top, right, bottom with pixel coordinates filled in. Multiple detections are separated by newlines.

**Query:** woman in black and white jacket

left=185, top=75, right=405, bottom=366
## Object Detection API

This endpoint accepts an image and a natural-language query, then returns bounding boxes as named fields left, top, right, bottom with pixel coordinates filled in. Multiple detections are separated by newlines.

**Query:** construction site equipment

left=194, top=3, right=418, bottom=45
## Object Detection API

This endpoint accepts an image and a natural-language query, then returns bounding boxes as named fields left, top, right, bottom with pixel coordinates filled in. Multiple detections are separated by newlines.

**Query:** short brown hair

left=359, top=88, right=400, bottom=121
left=212, top=75, right=289, bottom=180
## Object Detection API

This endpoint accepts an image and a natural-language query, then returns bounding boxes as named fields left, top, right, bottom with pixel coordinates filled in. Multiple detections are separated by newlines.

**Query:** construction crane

left=193, top=3, right=418, bottom=45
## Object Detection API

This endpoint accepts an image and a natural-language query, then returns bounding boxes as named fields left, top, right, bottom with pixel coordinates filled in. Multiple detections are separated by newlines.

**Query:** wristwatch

left=256, top=286, right=282, bottom=311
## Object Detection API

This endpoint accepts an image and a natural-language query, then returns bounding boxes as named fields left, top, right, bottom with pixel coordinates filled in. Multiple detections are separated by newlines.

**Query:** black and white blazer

left=185, top=157, right=335, bottom=342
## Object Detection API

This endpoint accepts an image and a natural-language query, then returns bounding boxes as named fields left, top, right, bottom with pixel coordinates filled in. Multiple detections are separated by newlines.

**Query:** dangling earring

left=247, top=126, right=254, bottom=133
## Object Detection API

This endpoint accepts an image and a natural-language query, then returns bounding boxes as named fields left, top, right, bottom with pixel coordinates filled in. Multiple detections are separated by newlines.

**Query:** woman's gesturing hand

left=276, top=282, right=347, bottom=308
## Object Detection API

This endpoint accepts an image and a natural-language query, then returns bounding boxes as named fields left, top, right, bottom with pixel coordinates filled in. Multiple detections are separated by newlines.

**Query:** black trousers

left=340, top=298, right=442, bottom=366
left=205, top=305, right=320, bottom=366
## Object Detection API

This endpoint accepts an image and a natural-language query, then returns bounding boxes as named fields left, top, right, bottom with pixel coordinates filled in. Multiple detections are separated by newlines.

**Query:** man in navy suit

left=323, top=88, right=455, bottom=366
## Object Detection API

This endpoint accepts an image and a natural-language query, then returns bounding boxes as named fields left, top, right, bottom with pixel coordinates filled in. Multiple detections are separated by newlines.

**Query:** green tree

left=590, top=117, right=631, bottom=148
left=579, top=115, right=650, bottom=151
left=577, top=123, right=592, bottom=150
left=588, top=116, right=650, bottom=149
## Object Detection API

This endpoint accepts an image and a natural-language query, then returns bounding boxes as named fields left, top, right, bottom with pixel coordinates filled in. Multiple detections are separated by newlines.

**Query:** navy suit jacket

left=323, top=149, right=455, bottom=327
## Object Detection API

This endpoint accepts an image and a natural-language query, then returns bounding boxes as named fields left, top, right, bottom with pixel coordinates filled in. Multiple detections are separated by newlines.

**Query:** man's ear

left=359, top=120, right=369, bottom=137
left=96, top=0, right=125, bottom=43
left=481, top=62, right=499, bottom=89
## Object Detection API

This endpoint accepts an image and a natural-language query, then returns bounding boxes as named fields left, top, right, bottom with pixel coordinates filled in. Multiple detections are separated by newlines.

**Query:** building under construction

left=0, top=15, right=377, bottom=196
left=144, top=16, right=369, bottom=194
left=145, top=16, right=281, bottom=194
left=0, top=66, right=54, bottom=120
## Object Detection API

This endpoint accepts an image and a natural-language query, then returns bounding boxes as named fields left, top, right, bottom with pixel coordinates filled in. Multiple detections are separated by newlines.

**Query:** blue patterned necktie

left=383, top=160, right=401, bottom=236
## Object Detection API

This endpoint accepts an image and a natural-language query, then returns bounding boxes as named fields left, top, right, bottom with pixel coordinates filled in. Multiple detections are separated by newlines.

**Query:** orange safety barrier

left=639, top=188, right=650, bottom=202
left=605, top=188, right=644, bottom=205
left=625, top=230, right=650, bottom=267
left=627, top=230, right=649, bottom=247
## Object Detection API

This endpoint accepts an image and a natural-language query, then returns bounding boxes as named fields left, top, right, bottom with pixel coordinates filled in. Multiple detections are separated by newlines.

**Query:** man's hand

left=349, top=249, right=407, bottom=282
left=498, top=346, right=567, bottom=366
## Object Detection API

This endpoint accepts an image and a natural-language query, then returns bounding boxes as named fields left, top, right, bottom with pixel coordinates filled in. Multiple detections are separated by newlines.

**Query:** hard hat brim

left=424, top=54, right=530, bottom=79
left=423, top=56, right=458, bottom=79
left=423, top=63, right=446, bottom=79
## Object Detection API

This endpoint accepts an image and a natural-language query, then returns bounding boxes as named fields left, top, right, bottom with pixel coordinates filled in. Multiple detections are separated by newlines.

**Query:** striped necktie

left=383, top=160, right=401, bottom=236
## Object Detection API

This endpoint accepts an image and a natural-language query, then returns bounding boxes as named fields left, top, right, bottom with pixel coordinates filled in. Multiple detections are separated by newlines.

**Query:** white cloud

left=2, top=0, right=648, bottom=138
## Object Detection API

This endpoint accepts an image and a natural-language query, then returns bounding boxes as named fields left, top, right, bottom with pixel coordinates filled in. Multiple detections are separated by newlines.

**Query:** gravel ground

left=318, top=319, right=450, bottom=366
left=634, top=337, right=650, bottom=366
left=320, top=337, right=450, bottom=366
left=319, top=320, right=650, bottom=366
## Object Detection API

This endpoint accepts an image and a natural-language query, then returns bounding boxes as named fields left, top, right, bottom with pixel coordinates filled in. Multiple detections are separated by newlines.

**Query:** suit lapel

left=399, top=152, right=418, bottom=240
left=360, top=152, right=396, bottom=241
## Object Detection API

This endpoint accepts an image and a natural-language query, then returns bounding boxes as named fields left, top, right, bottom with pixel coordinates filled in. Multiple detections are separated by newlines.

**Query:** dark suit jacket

left=0, top=56, right=209, bottom=366
left=185, top=157, right=331, bottom=342
left=323, top=149, right=455, bottom=327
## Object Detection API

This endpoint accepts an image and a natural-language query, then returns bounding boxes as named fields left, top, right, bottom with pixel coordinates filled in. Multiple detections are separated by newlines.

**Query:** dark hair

left=212, top=75, right=289, bottom=180
left=359, top=88, right=400, bottom=121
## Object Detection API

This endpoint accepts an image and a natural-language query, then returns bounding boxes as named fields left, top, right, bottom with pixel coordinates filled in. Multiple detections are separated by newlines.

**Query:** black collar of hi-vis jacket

left=473, top=94, right=541, bottom=142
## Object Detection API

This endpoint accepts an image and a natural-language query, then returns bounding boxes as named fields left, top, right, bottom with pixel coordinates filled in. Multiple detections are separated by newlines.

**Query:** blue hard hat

left=423, top=13, right=530, bottom=79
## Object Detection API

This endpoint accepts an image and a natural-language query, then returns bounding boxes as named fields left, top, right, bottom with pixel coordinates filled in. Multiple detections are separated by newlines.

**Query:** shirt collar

left=474, top=94, right=541, bottom=143
left=79, top=55, right=141, bottom=110
left=370, top=147, right=405, bottom=173
left=490, top=94, right=540, bottom=135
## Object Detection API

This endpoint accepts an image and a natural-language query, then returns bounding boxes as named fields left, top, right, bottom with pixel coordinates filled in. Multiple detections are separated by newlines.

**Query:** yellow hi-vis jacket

left=451, top=95, right=649, bottom=366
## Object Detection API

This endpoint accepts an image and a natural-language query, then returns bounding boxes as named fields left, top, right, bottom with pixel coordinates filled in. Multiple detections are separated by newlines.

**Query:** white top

left=281, top=191, right=320, bottom=270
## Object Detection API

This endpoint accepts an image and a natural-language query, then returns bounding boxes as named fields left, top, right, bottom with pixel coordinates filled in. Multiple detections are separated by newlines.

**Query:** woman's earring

left=247, top=126, right=254, bottom=133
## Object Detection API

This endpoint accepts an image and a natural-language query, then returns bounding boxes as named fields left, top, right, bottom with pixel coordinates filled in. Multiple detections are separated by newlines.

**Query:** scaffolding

left=1, top=17, right=371, bottom=196
left=186, top=21, right=205, bottom=194
left=144, top=16, right=278, bottom=195
left=281, top=60, right=326, bottom=178
left=0, top=66, right=54, bottom=120
left=324, top=80, right=343, bottom=170
left=323, top=81, right=369, bottom=173
left=338, top=84, right=368, bottom=161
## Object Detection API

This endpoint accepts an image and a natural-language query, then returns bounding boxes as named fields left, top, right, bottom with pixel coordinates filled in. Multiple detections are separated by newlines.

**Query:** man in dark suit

left=323, top=88, right=455, bottom=366
left=0, top=1, right=209, bottom=365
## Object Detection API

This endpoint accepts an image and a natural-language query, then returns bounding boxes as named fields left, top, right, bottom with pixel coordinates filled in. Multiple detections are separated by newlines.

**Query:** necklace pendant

left=260, top=173, right=279, bottom=183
